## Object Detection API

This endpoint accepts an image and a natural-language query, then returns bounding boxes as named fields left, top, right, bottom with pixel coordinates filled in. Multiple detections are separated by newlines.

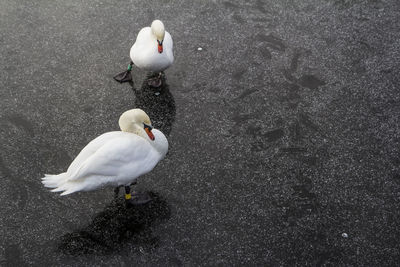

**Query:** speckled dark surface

left=1, top=0, right=400, bottom=266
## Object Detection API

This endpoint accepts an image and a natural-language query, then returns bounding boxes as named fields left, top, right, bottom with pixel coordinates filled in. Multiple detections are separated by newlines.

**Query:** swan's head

left=119, top=109, right=155, bottom=140
left=151, top=20, right=165, bottom=53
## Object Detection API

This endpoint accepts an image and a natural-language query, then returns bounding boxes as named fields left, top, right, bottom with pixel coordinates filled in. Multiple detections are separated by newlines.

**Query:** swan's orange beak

left=144, top=123, right=155, bottom=140
left=157, top=40, right=163, bottom=53
left=145, top=128, right=154, bottom=140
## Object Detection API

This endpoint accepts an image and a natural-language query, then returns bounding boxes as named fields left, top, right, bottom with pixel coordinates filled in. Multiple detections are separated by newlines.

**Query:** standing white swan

left=41, top=109, right=168, bottom=205
left=114, top=20, right=174, bottom=87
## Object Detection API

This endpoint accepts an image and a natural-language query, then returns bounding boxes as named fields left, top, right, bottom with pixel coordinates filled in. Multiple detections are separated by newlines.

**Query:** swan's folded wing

left=164, top=31, right=174, bottom=63
left=165, top=31, right=173, bottom=50
left=134, top=27, right=151, bottom=46
left=68, top=136, right=158, bottom=181
left=66, top=131, right=122, bottom=176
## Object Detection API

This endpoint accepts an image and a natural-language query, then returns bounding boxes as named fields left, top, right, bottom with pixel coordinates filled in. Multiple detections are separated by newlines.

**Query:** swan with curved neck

left=42, top=109, right=168, bottom=205
left=114, top=19, right=174, bottom=87
left=119, top=109, right=154, bottom=141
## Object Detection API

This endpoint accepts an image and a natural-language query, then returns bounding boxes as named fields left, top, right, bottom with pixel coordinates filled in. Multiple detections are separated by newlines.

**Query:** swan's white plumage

left=130, top=21, right=174, bottom=72
left=42, top=109, right=168, bottom=196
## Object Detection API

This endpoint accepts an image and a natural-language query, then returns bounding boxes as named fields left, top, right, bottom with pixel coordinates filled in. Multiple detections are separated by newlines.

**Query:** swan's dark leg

left=114, top=186, right=121, bottom=199
left=124, top=185, right=132, bottom=200
left=147, top=72, right=163, bottom=88
left=125, top=184, right=152, bottom=206
left=114, top=61, right=133, bottom=83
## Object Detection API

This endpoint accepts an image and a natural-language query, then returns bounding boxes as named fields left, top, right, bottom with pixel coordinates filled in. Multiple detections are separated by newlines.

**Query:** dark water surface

left=1, top=0, right=400, bottom=265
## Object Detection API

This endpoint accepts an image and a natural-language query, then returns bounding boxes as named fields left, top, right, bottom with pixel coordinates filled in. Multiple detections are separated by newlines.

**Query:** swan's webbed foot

left=114, top=62, right=133, bottom=83
left=126, top=193, right=153, bottom=206
left=147, top=72, right=163, bottom=88
left=114, top=71, right=132, bottom=83
left=124, top=185, right=152, bottom=206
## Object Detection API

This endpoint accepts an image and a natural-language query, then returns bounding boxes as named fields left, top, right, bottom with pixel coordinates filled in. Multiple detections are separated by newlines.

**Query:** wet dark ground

left=1, top=0, right=400, bottom=265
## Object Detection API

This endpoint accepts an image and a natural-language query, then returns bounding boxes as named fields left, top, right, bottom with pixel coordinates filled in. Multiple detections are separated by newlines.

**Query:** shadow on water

left=58, top=192, right=170, bottom=255
left=132, top=72, right=176, bottom=137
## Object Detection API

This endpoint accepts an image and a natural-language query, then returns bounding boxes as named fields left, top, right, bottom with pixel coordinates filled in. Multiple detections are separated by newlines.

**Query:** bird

left=41, top=109, right=168, bottom=205
left=114, top=20, right=174, bottom=87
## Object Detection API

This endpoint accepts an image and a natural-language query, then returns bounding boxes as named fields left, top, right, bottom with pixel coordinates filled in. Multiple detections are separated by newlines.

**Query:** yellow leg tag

left=125, top=193, right=132, bottom=200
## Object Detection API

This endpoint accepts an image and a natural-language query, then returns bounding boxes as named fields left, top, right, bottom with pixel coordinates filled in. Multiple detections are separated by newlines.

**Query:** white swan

left=114, top=20, right=174, bottom=87
left=42, top=109, right=168, bottom=204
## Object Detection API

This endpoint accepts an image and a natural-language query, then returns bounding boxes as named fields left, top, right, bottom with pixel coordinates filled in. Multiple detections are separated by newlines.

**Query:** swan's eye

left=143, top=123, right=153, bottom=130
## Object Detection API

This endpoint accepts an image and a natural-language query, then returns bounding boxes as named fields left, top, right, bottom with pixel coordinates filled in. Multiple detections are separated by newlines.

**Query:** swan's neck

left=150, top=129, right=168, bottom=158
left=128, top=128, right=167, bottom=157
left=151, top=21, right=165, bottom=41
left=119, top=121, right=167, bottom=156
left=121, top=124, right=149, bottom=140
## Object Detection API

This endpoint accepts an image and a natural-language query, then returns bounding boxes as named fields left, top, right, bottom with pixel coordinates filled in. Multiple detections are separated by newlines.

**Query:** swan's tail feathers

left=42, top=173, right=84, bottom=195
left=51, top=181, right=85, bottom=196
left=60, top=184, right=83, bottom=196
left=41, top=173, right=68, bottom=188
